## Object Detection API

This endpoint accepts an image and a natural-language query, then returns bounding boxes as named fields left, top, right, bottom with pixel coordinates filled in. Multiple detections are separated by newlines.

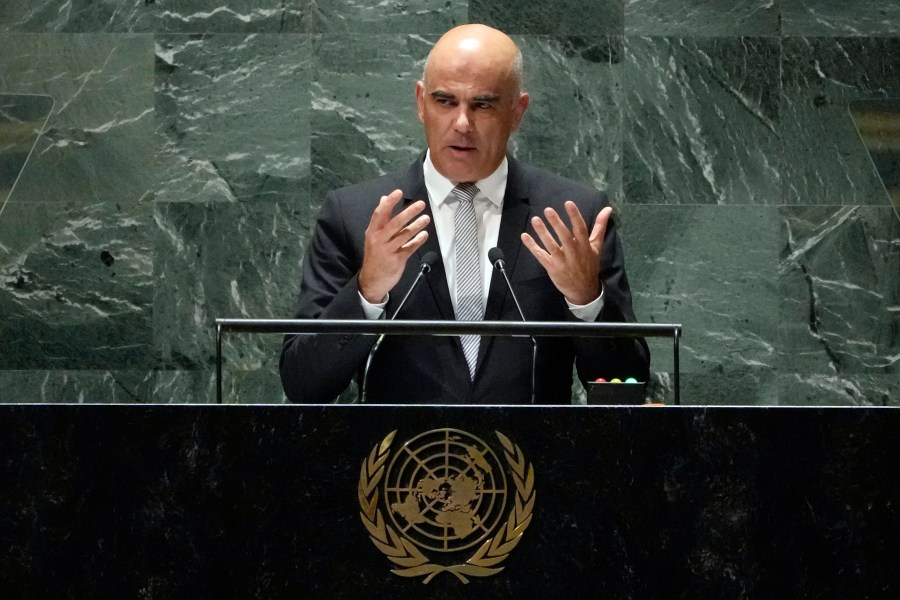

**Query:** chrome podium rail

left=214, top=319, right=682, bottom=405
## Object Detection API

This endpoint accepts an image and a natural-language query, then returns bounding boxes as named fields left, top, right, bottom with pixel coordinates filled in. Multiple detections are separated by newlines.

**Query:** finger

left=564, top=201, right=590, bottom=241
left=368, top=189, right=405, bottom=230
left=391, top=213, right=431, bottom=245
left=398, top=230, right=429, bottom=251
left=520, top=232, right=552, bottom=268
left=390, top=199, right=427, bottom=231
left=588, top=207, right=612, bottom=250
left=543, top=207, right=575, bottom=249
left=375, top=201, right=425, bottom=246
left=386, top=188, right=404, bottom=204
left=530, top=216, right=562, bottom=253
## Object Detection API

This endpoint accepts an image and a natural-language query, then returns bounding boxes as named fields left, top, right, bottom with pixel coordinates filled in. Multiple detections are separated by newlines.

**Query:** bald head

left=416, top=25, right=529, bottom=182
left=423, top=24, right=524, bottom=96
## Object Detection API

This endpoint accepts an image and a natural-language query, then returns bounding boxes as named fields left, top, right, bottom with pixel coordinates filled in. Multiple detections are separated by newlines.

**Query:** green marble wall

left=1, top=1, right=897, bottom=405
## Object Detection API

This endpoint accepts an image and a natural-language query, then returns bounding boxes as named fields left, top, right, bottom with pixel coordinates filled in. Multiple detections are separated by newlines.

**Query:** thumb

left=589, top=207, right=612, bottom=251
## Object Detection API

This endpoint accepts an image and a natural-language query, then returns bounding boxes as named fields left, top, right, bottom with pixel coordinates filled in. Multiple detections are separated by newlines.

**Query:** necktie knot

left=452, top=183, right=479, bottom=204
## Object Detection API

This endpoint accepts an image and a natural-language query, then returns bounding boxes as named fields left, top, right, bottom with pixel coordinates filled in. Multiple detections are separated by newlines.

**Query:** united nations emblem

left=358, top=428, right=535, bottom=583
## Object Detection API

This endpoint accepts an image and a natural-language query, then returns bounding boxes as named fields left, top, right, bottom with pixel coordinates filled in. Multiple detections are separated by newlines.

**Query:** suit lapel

left=484, top=157, right=532, bottom=322
left=401, top=156, right=455, bottom=321
left=477, top=158, right=533, bottom=373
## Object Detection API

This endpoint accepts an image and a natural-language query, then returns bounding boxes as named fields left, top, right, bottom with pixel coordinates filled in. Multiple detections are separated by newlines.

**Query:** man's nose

left=453, top=106, right=472, bottom=132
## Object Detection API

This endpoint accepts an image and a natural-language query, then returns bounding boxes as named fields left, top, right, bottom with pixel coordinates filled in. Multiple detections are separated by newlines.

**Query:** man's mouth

left=449, top=145, right=476, bottom=153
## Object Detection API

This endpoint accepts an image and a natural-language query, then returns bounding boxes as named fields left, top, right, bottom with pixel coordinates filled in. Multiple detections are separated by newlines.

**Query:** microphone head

left=488, top=247, right=505, bottom=268
left=420, top=251, right=439, bottom=273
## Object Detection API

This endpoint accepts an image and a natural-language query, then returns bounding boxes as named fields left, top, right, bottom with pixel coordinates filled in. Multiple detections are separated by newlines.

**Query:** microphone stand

left=489, top=247, right=537, bottom=405
left=359, top=252, right=437, bottom=403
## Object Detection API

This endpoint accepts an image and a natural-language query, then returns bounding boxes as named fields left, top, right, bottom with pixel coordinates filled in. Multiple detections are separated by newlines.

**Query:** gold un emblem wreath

left=358, top=428, right=536, bottom=583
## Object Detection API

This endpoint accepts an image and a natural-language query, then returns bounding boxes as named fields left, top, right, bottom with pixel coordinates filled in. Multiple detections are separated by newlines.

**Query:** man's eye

left=474, top=102, right=493, bottom=110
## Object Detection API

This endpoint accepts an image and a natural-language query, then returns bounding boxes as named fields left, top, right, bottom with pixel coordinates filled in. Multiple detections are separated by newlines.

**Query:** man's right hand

left=358, top=189, right=430, bottom=303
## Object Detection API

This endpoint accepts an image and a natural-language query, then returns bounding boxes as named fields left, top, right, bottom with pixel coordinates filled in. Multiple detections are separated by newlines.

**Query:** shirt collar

left=423, top=150, right=507, bottom=208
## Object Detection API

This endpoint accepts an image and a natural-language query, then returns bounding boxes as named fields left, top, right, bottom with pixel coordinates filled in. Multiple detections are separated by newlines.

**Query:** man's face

left=416, top=54, right=528, bottom=183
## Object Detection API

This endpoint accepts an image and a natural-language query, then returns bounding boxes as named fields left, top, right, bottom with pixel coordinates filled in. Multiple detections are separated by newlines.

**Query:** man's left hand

left=521, top=201, right=610, bottom=306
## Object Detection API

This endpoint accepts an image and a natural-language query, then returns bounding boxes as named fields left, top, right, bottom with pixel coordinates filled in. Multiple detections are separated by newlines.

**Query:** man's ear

left=415, top=81, right=426, bottom=123
left=512, top=92, right=530, bottom=131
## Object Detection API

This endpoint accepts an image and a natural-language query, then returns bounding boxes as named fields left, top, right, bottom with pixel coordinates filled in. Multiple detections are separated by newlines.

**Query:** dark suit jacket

left=280, top=154, right=649, bottom=404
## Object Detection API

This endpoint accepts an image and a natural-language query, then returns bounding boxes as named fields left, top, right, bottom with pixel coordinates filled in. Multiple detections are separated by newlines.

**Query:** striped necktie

left=452, top=183, right=482, bottom=379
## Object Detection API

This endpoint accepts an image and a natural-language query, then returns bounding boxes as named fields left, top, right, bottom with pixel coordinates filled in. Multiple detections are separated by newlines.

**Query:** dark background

left=1, top=405, right=897, bottom=598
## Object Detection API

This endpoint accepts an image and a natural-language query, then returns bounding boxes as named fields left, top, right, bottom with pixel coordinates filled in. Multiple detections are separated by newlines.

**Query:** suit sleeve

left=279, top=191, right=374, bottom=403
left=572, top=194, right=651, bottom=384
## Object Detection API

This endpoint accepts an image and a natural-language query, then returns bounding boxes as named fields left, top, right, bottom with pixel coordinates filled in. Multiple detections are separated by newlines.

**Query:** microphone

left=360, top=251, right=439, bottom=403
left=489, top=247, right=537, bottom=405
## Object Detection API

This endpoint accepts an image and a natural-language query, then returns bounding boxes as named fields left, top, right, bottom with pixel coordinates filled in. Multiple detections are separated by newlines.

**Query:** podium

left=216, top=318, right=682, bottom=404
left=1, top=403, right=897, bottom=597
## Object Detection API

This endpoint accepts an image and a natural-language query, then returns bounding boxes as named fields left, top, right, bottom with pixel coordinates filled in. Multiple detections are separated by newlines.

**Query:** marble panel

left=0, top=2, right=71, bottom=31
left=781, top=37, right=900, bottom=206
left=0, top=370, right=155, bottom=403
left=684, top=365, right=900, bottom=406
left=850, top=99, right=900, bottom=216
left=153, top=368, right=286, bottom=404
left=0, top=94, right=53, bottom=213
left=623, top=36, right=781, bottom=204
left=622, top=205, right=780, bottom=376
left=152, top=200, right=307, bottom=374
left=782, top=0, right=900, bottom=37
left=310, top=33, right=427, bottom=200
left=511, top=36, right=623, bottom=197
left=0, top=0, right=312, bottom=33
left=778, top=373, right=899, bottom=406
left=154, top=34, right=311, bottom=204
left=0, top=34, right=156, bottom=207
left=470, top=0, right=624, bottom=35
left=679, top=369, right=781, bottom=405
left=0, top=200, right=155, bottom=369
left=624, top=0, right=780, bottom=36
left=311, top=0, right=465, bottom=33
left=778, top=205, right=900, bottom=375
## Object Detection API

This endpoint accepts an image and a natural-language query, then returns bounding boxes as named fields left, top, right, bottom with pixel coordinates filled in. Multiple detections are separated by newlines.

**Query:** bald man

left=281, top=25, right=649, bottom=404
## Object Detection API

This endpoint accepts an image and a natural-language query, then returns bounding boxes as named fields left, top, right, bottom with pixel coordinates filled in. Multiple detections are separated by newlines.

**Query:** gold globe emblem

left=384, top=429, right=507, bottom=552
left=358, top=428, right=535, bottom=583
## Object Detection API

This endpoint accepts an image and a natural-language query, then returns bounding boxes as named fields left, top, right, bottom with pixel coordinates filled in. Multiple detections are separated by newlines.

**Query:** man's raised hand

left=521, top=202, right=610, bottom=306
left=358, top=189, right=430, bottom=303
